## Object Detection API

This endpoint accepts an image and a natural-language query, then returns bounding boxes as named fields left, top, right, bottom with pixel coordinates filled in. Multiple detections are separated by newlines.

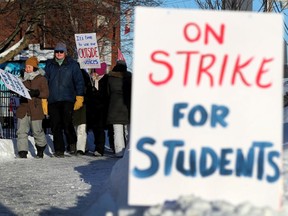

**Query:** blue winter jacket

left=44, top=56, right=84, bottom=104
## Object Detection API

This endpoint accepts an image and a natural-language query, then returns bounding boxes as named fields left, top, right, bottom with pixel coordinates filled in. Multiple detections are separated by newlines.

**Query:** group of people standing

left=15, top=42, right=132, bottom=159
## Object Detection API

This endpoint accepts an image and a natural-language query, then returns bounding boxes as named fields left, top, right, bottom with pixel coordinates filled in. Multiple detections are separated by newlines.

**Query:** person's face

left=54, top=50, right=66, bottom=60
left=25, top=65, right=34, bottom=73
left=91, top=71, right=97, bottom=78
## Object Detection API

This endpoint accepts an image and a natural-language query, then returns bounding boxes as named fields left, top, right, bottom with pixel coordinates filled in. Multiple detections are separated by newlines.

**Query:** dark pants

left=92, top=126, right=106, bottom=155
left=48, top=101, right=77, bottom=153
left=87, top=105, right=106, bottom=154
left=107, top=124, right=115, bottom=153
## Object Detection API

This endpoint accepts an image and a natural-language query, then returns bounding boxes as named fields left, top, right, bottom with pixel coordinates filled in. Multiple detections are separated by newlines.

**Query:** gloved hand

left=29, top=89, right=40, bottom=97
left=42, top=99, right=48, bottom=115
left=20, top=96, right=28, bottom=104
left=74, top=96, right=84, bottom=110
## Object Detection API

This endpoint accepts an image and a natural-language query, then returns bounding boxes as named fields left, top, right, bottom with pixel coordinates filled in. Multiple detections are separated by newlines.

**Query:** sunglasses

left=54, top=50, right=64, bottom=54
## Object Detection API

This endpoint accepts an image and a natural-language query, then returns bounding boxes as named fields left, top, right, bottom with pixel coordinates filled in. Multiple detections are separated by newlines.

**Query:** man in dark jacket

left=45, top=42, right=85, bottom=157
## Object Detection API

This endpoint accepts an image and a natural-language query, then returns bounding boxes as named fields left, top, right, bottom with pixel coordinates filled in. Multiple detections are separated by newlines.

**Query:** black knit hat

left=112, top=60, right=127, bottom=72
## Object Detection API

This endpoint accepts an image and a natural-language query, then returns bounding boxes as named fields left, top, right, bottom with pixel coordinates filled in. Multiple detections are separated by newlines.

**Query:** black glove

left=20, top=97, right=28, bottom=104
left=29, top=89, right=40, bottom=97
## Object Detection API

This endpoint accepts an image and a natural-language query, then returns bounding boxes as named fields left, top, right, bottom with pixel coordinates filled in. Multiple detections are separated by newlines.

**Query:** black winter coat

left=106, top=70, right=132, bottom=125
left=85, top=72, right=108, bottom=129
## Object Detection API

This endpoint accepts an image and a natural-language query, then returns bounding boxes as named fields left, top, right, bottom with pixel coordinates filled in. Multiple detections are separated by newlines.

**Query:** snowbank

left=84, top=147, right=288, bottom=216
left=1, top=135, right=288, bottom=216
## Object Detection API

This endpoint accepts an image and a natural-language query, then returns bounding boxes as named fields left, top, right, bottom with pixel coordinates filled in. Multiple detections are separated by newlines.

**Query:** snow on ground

left=0, top=133, right=120, bottom=216
left=0, top=133, right=288, bottom=216
left=86, top=146, right=288, bottom=216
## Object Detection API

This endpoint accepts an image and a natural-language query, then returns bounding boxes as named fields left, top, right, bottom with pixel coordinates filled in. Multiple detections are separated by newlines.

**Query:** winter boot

left=69, top=143, right=76, bottom=155
left=35, top=145, right=46, bottom=159
left=76, top=150, right=85, bottom=156
left=18, top=151, right=28, bottom=159
left=94, top=146, right=104, bottom=157
left=53, top=152, right=64, bottom=158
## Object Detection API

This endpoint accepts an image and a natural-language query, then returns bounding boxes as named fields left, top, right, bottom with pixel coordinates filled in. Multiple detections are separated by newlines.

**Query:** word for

left=77, top=47, right=99, bottom=58
left=132, top=137, right=280, bottom=183
left=173, top=103, right=229, bottom=128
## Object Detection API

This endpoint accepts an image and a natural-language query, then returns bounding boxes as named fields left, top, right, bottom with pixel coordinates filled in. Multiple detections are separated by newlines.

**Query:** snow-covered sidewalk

left=0, top=154, right=118, bottom=216
left=1, top=135, right=288, bottom=216
left=0, top=134, right=121, bottom=216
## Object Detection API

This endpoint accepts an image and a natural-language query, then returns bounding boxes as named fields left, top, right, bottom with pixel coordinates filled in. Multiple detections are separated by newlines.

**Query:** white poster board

left=129, top=7, right=283, bottom=210
left=75, top=33, right=101, bottom=69
left=0, top=69, right=31, bottom=99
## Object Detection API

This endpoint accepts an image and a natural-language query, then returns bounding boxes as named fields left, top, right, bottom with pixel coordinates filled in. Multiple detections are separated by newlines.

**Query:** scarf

left=55, top=58, right=64, bottom=66
left=23, top=71, right=40, bottom=81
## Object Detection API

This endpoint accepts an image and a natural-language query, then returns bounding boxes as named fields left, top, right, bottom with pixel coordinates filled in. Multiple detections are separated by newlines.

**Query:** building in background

left=0, top=0, right=121, bottom=68
left=0, top=0, right=123, bottom=138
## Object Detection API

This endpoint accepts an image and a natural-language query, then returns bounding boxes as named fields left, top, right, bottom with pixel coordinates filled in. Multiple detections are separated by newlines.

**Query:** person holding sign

left=16, top=57, right=49, bottom=159
left=85, top=63, right=109, bottom=157
left=45, top=42, right=85, bottom=157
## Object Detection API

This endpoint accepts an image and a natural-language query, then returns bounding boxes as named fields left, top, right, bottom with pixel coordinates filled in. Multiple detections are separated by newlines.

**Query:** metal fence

left=0, top=90, right=51, bottom=139
left=0, top=90, right=17, bottom=138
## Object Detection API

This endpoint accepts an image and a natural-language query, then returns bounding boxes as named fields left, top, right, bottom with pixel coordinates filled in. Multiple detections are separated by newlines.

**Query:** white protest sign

left=129, top=7, right=283, bottom=210
left=0, top=69, right=31, bottom=99
left=75, top=33, right=101, bottom=69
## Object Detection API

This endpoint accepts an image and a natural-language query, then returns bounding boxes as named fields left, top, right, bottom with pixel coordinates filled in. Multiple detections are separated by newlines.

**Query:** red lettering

left=183, top=22, right=225, bottom=45
left=197, top=54, right=216, bottom=86
left=184, top=23, right=201, bottom=43
left=205, top=23, right=225, bottom=45
left=231, top=56, right=253, bottom=86
left=78, top=47, right=98, bottom=58
left=177, top=51, right=199, bottom=86
left=219, top=54, right=228, bottom=85
left=149, top=50, right=273, bottom=89
left=256, top=58, right=273, bottom=88
left=149, top=51, right=173, bottom=86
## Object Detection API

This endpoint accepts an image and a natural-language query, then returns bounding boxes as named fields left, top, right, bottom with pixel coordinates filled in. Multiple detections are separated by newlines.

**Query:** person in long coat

left=105, top=60, right=132, bottom=157
left=85, top=63, right=108, bottom=156
left=16, top=57, right=49, bottom=158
